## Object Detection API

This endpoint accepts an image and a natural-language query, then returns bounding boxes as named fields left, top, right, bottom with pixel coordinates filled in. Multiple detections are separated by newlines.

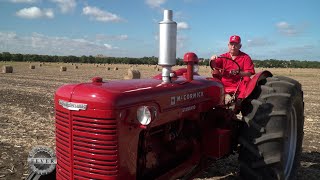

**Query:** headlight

left=137, top=106, right=155, bottom=125
left=193, top=64, right=199, bottom=73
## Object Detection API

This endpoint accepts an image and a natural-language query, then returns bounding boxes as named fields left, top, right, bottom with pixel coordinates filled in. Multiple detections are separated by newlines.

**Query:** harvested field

left=0, top=62, right=319, bottom=180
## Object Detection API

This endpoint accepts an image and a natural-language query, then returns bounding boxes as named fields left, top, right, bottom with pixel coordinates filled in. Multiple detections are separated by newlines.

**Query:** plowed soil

left=0, top=62, right=319, bottom=180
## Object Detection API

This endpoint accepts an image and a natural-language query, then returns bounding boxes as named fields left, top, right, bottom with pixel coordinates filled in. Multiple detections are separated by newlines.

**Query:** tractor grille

left=55, top=109, right=119, bottom=180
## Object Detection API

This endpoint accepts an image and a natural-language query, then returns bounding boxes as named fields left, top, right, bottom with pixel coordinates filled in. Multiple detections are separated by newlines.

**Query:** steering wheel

left=209, top=56, right=241, bottom=76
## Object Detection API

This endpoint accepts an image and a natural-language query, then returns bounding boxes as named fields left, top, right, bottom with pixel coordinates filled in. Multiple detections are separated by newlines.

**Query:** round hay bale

left=60, top=66, right=67, bottom=72
left=30, top=65, right=35, bottom=69
left=124, top=69, right=141, bottom=79
left=114, top=67, right=118, bottom=70
left=39, top=63, right=42, bottom=67
left=106, top=67, right=111, bottom=71
left=2, top=65, right=13, bottom=73
left=74, top=65, right=78, bottom=69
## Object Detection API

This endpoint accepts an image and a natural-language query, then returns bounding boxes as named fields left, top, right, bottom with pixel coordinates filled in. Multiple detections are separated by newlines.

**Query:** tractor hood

left=54, top=75, right=224, bottom=112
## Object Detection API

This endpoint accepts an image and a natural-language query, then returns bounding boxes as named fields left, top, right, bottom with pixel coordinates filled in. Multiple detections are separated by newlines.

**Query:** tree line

left=1, top=52, right=320, bottom=68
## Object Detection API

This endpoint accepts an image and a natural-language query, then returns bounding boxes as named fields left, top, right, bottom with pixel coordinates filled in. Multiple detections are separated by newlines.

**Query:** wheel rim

left=284, top=105, right=297, bottom=180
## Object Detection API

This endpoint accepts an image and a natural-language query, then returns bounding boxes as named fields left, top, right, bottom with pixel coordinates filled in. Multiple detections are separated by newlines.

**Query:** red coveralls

left=215, top=51, right=255, bottom=99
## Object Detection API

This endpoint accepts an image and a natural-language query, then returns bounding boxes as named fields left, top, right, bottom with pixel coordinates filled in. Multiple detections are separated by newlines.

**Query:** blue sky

left=0, top=0, right=319, bottom=61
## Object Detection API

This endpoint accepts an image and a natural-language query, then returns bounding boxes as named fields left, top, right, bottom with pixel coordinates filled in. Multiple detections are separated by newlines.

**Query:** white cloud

left=145, top=0, right=166, bottom=8
left=177, top=22, right=189, bottom=30
left=276, top=21, right=290, bottom=29
left=276, top=21, right=299, bottom=36
left=16, top=7, right=54, bottom=19
left=82, top=6, right=124, bottom=22
left=10, top=0, right=38, bottom=3
left=247, top=37, right=273, bottom=47
left=104, top=43, right=118, bottom=50
left=0, top=32, right=17, bottom=40
left=96, top=34, right=128, bottom=41
left=118, top=34, right=128, bottom=40
left=0, top=31, right=124, bottom=56
left=50, top=0, right=76, bottom=13
left=248, top=43, right=319, bottom=60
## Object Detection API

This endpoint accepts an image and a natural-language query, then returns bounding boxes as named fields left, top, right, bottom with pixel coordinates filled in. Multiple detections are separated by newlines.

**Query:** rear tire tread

left=239, top=161, right=263, bottom=180
left=254, top=132, right=284, bottom=144
left=239, top=76, right=304, bottom=180
left=261, top=93, right=291, bottom=99
left=251, top=153, right=281, bottom=168
left=238, top=137, right=263, bottom=157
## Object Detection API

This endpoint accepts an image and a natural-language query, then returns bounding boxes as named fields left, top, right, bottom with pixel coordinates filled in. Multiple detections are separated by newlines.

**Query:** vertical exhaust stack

left=159, top=10, right=177, bottom=83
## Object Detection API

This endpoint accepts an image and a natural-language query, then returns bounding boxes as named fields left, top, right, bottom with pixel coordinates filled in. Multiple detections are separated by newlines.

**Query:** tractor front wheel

left=239, top=76, right=304, bottom=180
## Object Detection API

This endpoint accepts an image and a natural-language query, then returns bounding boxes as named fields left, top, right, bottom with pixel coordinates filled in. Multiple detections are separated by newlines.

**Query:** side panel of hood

left=54, top=77, right=224, bottom=112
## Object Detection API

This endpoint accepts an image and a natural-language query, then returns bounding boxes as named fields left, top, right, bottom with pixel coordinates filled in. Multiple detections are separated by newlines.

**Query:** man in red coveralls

left=210, top=35, right=255, bottom=99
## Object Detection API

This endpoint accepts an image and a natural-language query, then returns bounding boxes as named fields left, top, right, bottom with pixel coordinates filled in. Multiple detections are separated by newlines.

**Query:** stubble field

left=0, top=62, right=319, bottom=180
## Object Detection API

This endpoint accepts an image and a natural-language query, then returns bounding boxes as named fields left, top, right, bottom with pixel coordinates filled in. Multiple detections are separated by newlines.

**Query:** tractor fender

left=243, top=70, right=273, bottom=99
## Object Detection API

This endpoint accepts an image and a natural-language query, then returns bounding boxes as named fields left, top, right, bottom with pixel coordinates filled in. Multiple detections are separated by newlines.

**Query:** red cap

left=229, top=35, right=241, bottom=44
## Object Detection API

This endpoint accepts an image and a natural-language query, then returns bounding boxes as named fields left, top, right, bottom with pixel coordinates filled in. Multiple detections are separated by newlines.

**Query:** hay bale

left=114, top=67, right=118, bottom=70
left=30, top=65, right=35, bottom=69
left=74, top=65, right=78, bottom=69
left=106, top=67, right=111, bottom=71
left=2, top=65, right=13, bottom=73
left=60, top=66, right=67, bottom=72
left=124, top=69, right=141, bottom=79
left=39, top=63, right=42, bottom=67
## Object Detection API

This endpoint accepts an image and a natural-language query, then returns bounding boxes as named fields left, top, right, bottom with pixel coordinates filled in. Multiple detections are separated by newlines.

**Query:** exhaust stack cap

left=163, top=9, right=173, bottom=21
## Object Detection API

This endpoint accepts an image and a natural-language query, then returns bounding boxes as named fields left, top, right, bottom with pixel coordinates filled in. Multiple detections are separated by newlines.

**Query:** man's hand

left=209, top=55, right=219, bottom=70
left=210, top=55, right=218, bottom=60
left=230, top=69, right=240, bottom=75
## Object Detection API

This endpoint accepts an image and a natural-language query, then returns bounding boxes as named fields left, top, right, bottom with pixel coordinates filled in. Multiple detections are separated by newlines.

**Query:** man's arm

left=239, top=71, right=252, bottom=77
left=241, top=55, right=255, bottom=76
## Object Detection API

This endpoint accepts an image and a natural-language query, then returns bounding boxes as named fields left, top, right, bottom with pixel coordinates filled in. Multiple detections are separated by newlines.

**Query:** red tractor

left=28, top=10, right=304, bottom=180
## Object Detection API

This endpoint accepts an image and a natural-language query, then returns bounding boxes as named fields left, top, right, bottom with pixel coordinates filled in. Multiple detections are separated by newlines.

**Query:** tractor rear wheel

left=238, top=76, right=304, bottom=180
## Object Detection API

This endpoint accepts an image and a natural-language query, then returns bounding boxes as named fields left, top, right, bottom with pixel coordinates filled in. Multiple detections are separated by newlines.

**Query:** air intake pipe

left=158, top=10, right=177, bottom=83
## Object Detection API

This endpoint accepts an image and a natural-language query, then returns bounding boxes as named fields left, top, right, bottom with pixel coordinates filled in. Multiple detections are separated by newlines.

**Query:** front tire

left=239, top=76, right=304, bottom=180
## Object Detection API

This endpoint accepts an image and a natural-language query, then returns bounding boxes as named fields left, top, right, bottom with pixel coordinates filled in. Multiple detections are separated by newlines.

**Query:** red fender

left=239, top=71, right=273, bottom=99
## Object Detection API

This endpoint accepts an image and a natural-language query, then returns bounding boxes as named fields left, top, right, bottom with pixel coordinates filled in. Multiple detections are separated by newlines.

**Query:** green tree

left=2, top=52, right=12, bottom=61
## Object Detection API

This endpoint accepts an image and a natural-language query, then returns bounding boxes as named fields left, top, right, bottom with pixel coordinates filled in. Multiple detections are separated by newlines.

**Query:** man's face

left=228, top=42, right=241, bottom=55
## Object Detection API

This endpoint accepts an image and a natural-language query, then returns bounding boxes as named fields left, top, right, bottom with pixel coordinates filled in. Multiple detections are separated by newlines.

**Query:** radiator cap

left=92, top=77, right=103, bottom=83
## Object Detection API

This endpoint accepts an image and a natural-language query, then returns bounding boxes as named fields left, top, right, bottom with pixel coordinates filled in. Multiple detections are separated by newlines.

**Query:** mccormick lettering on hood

left=170, top=91, right=204, bottom=105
